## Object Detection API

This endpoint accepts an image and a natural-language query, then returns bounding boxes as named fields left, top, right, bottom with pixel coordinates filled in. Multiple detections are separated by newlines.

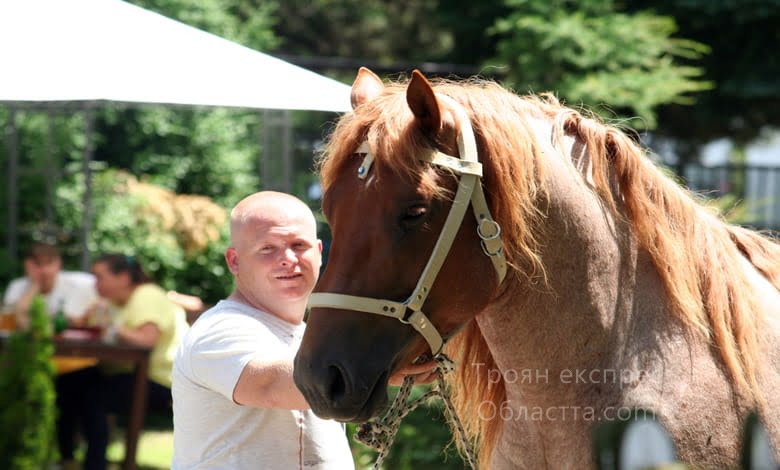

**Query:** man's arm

left=115, top=322, right=161, bottom=348
left=232, top=358, right=309, bottom=409
left=232, top=357, right=439, bottom=410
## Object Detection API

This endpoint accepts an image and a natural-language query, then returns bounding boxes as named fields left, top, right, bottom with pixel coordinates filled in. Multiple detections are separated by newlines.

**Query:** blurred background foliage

left=56, top=168, right=231, bottom=301
left=490, top=0, right=713, bottom=128
left=1, top=0, right=779, bottom=467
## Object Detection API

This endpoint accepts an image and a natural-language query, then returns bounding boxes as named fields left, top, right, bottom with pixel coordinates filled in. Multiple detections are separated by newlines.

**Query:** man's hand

left=388, top=359, right=439, bottom=386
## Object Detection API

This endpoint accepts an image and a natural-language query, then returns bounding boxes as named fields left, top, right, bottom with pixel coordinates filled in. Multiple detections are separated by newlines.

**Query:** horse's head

left=294, top=68, right=506, bottom=422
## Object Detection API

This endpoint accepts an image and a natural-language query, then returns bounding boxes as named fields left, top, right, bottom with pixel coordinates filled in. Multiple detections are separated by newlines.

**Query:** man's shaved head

left=230, top=191, right=317, bottom=247
left=225, top=191, right=322, bottom=323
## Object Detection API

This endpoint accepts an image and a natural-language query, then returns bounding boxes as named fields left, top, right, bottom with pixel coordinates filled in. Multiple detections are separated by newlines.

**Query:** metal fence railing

left=682, top=164, right=780, bottom=232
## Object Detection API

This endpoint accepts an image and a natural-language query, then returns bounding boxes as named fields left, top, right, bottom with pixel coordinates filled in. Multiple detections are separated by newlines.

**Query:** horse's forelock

left=320, top=83, right=452, bottom=197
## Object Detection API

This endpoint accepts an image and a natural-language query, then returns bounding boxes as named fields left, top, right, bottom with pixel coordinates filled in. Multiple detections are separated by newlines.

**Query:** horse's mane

left=318, top=78, right=780, bottom=468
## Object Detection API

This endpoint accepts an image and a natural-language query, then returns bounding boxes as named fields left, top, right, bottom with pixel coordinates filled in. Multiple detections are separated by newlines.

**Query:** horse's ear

left=351, top=67, right=384, bottom=109
left=406, top=70, right=441, bottom=133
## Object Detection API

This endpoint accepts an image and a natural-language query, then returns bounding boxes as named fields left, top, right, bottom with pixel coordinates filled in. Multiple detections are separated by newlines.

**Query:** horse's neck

left=476, top=126, right=672, bottom=405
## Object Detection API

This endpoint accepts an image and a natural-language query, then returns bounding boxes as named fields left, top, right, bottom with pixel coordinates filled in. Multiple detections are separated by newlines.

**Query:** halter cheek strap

left=309, top=95, right=506, bottom=357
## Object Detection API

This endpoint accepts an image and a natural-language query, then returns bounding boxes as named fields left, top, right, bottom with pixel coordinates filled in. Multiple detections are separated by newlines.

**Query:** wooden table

left=0, top=332, right=152, bottom=470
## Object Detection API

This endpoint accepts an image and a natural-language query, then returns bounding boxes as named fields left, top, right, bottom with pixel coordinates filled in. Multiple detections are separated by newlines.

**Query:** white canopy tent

left=0, top=0, right=351, bottom=112
left=0, top=0, right=352, bottom=269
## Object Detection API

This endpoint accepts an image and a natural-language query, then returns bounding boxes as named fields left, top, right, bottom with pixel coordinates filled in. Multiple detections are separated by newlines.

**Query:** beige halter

left=309, top=96, right=507, bottom=357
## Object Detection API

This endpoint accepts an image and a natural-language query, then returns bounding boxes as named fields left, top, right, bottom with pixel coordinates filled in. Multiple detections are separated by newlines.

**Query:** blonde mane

left=318, top=78, right=780, bottom=468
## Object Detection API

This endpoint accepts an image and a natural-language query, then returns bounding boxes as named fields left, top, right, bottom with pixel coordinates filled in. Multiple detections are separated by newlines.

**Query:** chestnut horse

left=293, top=67, right=780, bottom=469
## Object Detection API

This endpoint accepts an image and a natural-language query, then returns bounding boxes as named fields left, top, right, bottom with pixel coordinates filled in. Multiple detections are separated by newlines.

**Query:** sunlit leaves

left=490, top=1, right=711, bottom=129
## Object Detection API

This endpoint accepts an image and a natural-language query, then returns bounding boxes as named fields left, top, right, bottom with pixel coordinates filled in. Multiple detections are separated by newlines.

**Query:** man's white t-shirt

left=3, top=271, right=97, bottom=318
left=171, top=300, right=354, bottom=470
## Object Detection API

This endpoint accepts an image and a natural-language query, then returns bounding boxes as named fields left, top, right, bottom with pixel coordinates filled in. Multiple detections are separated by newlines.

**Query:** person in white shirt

left=172, top=192, right=434, bottom=470
left=3, top=242, right=97, bottom=325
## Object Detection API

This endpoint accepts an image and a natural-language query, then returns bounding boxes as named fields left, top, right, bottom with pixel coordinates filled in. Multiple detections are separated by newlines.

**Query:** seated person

left=62, top=254, right=188, bottom=470
left=89, top=253, right=190, bottom=466
left=4, top=242, right=96, bottom=327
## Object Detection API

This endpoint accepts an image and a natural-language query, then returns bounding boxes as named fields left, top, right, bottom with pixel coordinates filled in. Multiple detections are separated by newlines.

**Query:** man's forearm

left=233, top=359, right=310, bottom=410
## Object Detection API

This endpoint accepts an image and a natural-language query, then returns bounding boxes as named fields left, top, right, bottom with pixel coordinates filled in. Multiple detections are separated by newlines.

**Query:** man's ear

left=318, top=239, right=323, bottom=254
left=225, top=247, right=239, bottom=275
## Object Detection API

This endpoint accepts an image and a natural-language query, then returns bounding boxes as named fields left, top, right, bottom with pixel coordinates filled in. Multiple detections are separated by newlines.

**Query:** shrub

left=0, top=296, right=57, bottom=468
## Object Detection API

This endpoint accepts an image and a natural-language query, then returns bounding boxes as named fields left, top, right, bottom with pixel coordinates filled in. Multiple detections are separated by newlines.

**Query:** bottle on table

left=53, top=299, right=68, bottom=334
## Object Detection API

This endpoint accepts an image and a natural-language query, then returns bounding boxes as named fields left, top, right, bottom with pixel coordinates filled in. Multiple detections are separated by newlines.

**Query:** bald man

left=172, top=192, right=434, bottom=469
left=171, top=191, right=350, bottom=469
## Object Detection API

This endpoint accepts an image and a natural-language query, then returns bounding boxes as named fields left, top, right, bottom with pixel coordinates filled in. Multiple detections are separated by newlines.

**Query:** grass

left=105, top=428, right=173, bottom=470
left=81, top=412, right=175, bottom=470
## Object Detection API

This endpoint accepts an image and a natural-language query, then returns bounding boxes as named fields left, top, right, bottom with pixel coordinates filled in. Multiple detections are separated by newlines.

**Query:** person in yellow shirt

left=90, top=253, right=190, bottom=469
left=93, top=254, right=189, bottom=389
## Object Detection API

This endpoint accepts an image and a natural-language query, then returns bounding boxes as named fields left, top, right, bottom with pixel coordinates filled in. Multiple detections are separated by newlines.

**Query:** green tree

left=131, top=0, right=279, bottom=51
left=489, top=0, right=711, bottom=129
left=627, top=0, right=780, bottom=151
left=272, top=0, right=458, bottom=81
left=94, top=106, right=262, bottom=208
left=0, top=296, right=57, bottom=469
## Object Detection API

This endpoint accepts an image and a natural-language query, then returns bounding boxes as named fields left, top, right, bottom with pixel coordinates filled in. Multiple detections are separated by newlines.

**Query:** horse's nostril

left=327, top=365, right=347, bottom=402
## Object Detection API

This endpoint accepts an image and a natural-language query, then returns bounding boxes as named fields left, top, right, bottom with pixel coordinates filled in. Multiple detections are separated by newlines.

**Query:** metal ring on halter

left=479, top=218, right=504, bottom=258
left=477, top=218, right=501, bottom=240
left=477, top=217, right=504, bottom=256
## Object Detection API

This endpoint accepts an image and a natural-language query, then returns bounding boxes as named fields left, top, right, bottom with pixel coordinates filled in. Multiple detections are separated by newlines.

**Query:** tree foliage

left=274, top=0, right=453, bottom=69
left=95, top=106, right=262, bottom=208
left=490, top=0, right=711, bottom=129
left=0, top=296, right=57, bottom=469
left=626, top=0, right=780, bottom=148
left=133, top=0, right=279, bottom=51
left=56, top=169, right=232, bottom=303
left=272, top=0, right=780, bottom=157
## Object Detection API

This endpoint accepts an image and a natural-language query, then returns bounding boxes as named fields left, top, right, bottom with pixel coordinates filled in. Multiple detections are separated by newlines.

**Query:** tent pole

left=45, top=108, right=56, bottom=231
left=5, top=106, right=19, bottom=265
left=80, top=108, right=95, bottom=271
left=260, top=109, right=269, bottom=190
left=282, top=109, right=292, bottom=193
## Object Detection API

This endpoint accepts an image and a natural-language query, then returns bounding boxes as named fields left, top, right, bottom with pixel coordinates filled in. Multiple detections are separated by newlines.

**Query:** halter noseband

left=309, top=96, right=507, bottom=357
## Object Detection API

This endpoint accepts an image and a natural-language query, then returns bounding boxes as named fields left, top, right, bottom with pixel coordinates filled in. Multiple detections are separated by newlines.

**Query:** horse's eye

left=407, top=205, right=428, bottom=219
left=401, top=205, right=428, bottom=223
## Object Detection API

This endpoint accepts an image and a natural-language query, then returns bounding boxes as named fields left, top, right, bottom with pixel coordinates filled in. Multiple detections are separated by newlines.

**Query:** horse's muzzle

left=293, top=352, right=390, bottom=422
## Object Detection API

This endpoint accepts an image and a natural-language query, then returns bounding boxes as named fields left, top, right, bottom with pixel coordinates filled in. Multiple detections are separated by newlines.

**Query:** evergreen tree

left=0, top=296, right=57, bottom=469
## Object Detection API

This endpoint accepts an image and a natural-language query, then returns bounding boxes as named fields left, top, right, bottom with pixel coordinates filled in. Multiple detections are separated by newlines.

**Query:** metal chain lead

left=354, top=354, right=477, bottom=469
